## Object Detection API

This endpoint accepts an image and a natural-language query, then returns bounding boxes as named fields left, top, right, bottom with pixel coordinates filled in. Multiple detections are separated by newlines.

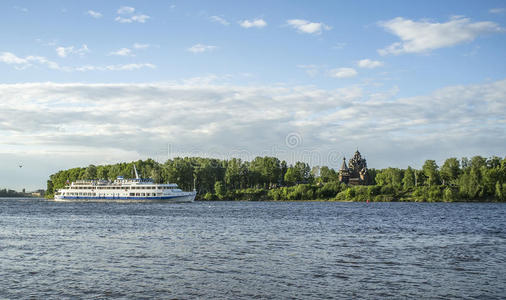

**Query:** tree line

left=45, top=155, right=506, bottom=202
left=0, top=189, right=29, bottom=197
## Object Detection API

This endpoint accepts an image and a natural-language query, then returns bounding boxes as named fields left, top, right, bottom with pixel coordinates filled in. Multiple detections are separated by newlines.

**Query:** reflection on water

left=0, top=199, right=505, bottom=299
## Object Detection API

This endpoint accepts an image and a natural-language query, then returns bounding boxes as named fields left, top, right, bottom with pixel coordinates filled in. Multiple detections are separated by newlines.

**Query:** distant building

left=31, top=189, right=45, bottom=197
left=339, top=150, right=370, bottom=185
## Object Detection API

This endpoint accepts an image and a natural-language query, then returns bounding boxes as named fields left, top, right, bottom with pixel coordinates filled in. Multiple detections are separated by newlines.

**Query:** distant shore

left=0, top=189, right=44, bottom=198
left=45, top=155, right=505, bottom=203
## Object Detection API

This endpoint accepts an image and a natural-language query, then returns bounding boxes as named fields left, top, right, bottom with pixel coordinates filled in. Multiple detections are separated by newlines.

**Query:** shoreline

left=2, top=197, right=502, bottom=204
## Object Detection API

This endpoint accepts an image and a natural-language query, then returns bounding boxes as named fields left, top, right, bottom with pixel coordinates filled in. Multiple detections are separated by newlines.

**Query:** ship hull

left=54, top=192, right=196, bottom=203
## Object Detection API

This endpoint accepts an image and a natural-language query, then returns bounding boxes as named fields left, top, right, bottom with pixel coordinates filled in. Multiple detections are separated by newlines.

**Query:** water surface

left=1, top=199, right=505, bottom=299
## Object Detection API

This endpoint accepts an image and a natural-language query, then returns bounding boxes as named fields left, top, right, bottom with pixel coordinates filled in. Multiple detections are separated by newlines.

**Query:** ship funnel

left=133, top=164, right=140, bottom=179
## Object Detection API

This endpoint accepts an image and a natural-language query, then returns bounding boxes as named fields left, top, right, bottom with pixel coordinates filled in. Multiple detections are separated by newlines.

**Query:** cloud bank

left=1, top=79, right=504, bottom=173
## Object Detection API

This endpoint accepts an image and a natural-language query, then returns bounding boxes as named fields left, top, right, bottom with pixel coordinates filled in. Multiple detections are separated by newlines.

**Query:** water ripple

left=0, top=199, right=505, bottom=299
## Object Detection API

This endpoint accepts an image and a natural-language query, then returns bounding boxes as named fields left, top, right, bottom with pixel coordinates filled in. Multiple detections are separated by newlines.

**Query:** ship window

left=141, top=193, right=145, bottom=196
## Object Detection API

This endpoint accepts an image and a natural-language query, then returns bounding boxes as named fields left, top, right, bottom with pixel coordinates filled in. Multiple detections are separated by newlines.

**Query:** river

left=1, top=199, right=504, bottom=299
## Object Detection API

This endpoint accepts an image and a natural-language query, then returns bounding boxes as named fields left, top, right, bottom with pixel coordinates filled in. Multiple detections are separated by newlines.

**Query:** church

left=338, top=150, right=370, bottom=185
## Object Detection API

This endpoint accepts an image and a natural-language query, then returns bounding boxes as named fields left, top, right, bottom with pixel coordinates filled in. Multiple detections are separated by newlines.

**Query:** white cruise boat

left=54, top=165, right=196, bottom=202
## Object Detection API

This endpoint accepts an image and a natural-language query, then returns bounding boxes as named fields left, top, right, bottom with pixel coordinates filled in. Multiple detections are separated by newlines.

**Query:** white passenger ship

left=54, top=165, right=196, bottom=202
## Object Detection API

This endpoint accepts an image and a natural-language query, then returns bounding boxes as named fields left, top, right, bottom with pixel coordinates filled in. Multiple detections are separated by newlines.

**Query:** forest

left=45, top=155, right=506, bottom=202
left=0, top=189, right=30, bottom=198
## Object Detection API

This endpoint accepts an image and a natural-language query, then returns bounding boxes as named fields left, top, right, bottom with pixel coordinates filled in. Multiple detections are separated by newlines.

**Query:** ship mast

left=133, top=164, right=140, bottom=180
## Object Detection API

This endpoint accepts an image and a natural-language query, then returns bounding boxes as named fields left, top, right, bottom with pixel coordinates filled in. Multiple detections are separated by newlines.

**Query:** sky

left=1, top=0, right=505, bottom=190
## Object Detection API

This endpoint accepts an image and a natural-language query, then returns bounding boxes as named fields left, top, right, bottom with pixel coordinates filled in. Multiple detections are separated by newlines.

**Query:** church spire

left=340, top=157, right=348, bottom=171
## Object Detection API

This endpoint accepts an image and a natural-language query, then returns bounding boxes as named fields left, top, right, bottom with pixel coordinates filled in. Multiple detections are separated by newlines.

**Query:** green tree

left=440, top=158, right=460, bottom=185
left=319, top=166, right=338, bottom=183
left=150, top=168, right=162, bottom=183
left=284, top=167, right=299, bottom=186
left=403, top=166, right=415, bottom=189
left=84, top=164, right=97, bottom=179
left=250, top=157, right=281, bottom=188
left=96, top=166, right=109, bottom=180
left=495, top=181, right=505, bottom=201
left=443, top=187, right=456, bottom=202
left=214, top=181, right=225, bottom=199
left=280, top=160, right=288, bottom=185
left=422, top=160, right=440, bottom=186
left=225, top=158, right=243, bottom=190
left=375, top=168, right=403, bottom=188
left=293, top=162, right=313, bottom=184
left=46, top=180, right=54, bottom=195
left=165, top=158, right=194, bottom=190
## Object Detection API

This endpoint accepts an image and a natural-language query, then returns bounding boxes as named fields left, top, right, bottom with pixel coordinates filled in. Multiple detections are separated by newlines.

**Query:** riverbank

left=197, top=183, right=506, bottom=202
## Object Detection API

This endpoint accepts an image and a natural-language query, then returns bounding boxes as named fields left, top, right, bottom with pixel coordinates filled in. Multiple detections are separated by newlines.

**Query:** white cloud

left=114, top=7, right=149, bottom=23
left=86, top=10, right=102, bottom=18
left=489, top=8, right=505, bottom=14
left=286, top=19, right=331, bottom=34
left=56, top=47, right=72, bottom=58
left=378, top=16, right=504, bottom=55
left=109, top=48, right=133, bottom=56
left=56, top=44, right=90, bottom=58
left=133, top=43, right=150, bottom=49
left=0, top=51, right=154, bottom=72
left=0, top=52, right=28, bottom=64
left=210, top=16, right=229, bottom=26
left=115, top=14, right=150, bottom=23
left=329, top=67, right=358, bottom=78
left=131, top=15, right=150, bottom=23
left=117, top=6, right=135, bottom=14
left=357, top=59, right=384, bottom=69
left=75, top=63, right=156, bottom=71
left=239, top=18, right=267, bottom=28
left=188, top=44, right=217, bottom=53
left=0, top=52, right=64, bottom=70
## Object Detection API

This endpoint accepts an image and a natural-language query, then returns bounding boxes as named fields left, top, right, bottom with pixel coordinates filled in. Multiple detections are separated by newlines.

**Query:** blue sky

left=1, top=0, right=505, bottom=190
